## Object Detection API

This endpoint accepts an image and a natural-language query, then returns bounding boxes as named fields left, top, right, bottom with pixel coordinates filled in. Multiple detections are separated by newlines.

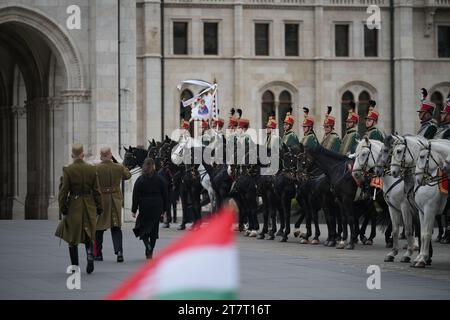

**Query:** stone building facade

left=0, top=0, right=449, bottom=220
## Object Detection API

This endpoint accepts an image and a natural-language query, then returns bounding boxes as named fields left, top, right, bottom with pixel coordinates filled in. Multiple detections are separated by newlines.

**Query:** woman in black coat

left=132, top=158, right=168, bottom=259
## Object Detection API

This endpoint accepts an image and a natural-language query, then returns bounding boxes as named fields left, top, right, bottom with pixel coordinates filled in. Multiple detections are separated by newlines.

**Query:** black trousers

left=69, top=241, right=94, bottom=266
left=95, top=227, right=123, bottom=255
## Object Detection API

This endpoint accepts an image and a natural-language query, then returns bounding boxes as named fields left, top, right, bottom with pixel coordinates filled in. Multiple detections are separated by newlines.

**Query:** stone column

left=394, top=0, right=415, bottom=134
left=25, top=98, right=50, bottom=220
left=313, top=2, right=324, bottom=135
left=11, top=105, right=27, bottom=220
left=142, top=0, right=162, bottom=141
left=0, top=106, right=14, bottom=219
left=233, top=2, right=244, bottom=120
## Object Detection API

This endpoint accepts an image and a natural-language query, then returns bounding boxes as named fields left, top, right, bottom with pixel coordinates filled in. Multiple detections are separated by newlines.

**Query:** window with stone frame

left=364, top=25, right=378, bottom=57
left=173, top=22, right=188, bottom=55
left=285, top=24, right=299, bottom=56
left=278, top=91, right=292, bottom=137
left=335, top=24, right=350, bottom=57
left=341, top=91, right=354, bottom=136
left=204, top=22, right=218, bottom=55
left=255, top=23, right=270, bottom=56
left=262, top=90, right=275, bottom=129
left=438, top=26, right=450, bottom=58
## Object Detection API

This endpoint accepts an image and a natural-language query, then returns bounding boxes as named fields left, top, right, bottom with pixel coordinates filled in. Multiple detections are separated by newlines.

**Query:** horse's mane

left=308, top=144, right=349, bottom=162
left=355, top=138, right=383, bottom=155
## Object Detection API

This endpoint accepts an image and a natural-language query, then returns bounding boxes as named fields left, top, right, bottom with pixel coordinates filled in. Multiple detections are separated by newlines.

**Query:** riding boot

left=143, top=237, right=153, bottom=259
left=85, top=241, right=94, bottom=274
left=94, top=230, right=104, bottom=261
left=69, top=246, right=79, bottom=266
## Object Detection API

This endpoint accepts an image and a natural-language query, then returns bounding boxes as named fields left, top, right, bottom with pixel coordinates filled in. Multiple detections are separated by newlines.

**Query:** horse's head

left=352, top=136, right=381, bottom=181
left=123, top=146, right=148, bottom=170
left=390, top=136, right=425, bottom=178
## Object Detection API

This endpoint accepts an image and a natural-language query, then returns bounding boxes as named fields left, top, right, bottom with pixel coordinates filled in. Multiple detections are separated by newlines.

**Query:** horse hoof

left=345, top=244, right=354, bottom=250
left=311, top=239, right=320, bottom=245
left=266, top=235, right=275, bottom=240
left=162, top=223, right=170, bottom=228
left=323, top=240, right=329, bottom=247
left=384, top=255, right=395, bottom=262
left=426, top=259, right=432, bottom=266
left=257, top=233, right=265, bottom=240
left=177, top=225, right=186, bottom=231
left=360, top=236, right=367, bottom=244
left=300, top=238, right=309, bottom=244
left=248, top=230, right=258, bottom=237
left=400, top=256, right=411, bottom=263
left=364, top=240, right=373, bottom=246
left=280, top=236, right=288, bottom=243
left=435, top=236, right=443, bottom=243
left=385, top=242, right=393, bottom=249
left=327, top=241, right=336, bottom=247
left=336, top=242, right=345, bottom=249
left=275, top=231, right=284, bottom=237
left=440, top=238, right=450, bottom=244
left=412, top=261, right=426, bottom=268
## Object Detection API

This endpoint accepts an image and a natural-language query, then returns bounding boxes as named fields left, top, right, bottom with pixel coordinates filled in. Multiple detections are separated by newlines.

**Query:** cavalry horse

left=413, top=139, right=450, bottom=267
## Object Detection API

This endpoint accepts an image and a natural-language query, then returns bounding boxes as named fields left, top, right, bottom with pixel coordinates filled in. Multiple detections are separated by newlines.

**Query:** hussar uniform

left=301, top=109, right=319, bottom=149
left=55, top=144, right=102, bottom=274
left=321, top=108, right=341, bottom=153
left=265, top=116, right=281, bottom=153
left=340, top=108, right=360, bottom=156
left=95, top=159, right=131, bottom=261
left=417, top=100, right=438, bottom=139
left=365, top=105, right=384, bottom=142
left=281, top=113, right=300, bottom=148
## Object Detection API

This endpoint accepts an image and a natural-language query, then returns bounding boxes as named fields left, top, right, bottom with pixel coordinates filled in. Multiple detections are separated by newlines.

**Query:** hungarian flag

left=106, top=206, right=238, bottom=300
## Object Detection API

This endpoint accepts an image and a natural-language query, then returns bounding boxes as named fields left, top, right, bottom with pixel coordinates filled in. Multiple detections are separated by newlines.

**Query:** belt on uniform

left=70, top=192, right=92, bottom=199
left=101, top=187, right=119, bottom=194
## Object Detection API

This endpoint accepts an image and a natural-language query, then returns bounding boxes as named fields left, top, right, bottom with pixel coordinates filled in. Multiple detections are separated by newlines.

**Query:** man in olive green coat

left=340, top=103, right=360, bottom=156
left=365, top=100, right=384, bottom=142
left=95, top=147, right=132, bottom=262
left=55, top=144, right=103, bottom=274
left=321, top=107, right=341, bottom=153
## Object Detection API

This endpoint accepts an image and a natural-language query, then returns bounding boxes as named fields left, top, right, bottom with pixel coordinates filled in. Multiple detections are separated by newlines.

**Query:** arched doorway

left=0, top=6, right=85, bottom=220
left=358, top=91, right=371, bottom=135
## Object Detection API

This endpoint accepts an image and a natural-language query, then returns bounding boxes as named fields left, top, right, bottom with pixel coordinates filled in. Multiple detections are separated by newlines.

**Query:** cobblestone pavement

left=0, top=220, right=449, bottom=299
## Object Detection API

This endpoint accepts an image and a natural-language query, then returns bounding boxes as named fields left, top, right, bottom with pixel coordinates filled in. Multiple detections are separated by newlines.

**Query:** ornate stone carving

left=424, top=7, right=436, bottom=38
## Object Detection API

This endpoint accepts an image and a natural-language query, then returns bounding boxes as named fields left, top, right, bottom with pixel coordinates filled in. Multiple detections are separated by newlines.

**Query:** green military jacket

left=282, top=129, right=300, bottom=148
left=434, top=123, right=450, bottom=140
left=301, top=131, right=319, bottom=149
left=366, top=126, right=384, bottom=142
left=55, top=159, right=102, bottom=246
left=340, top=127, right=360, bottom=156
left=266, top=134, right=281, bottom=152
left=321, top=131, right=342, bottom=153
left=95, top=161, right=132, bottom=231
left=417, top=119, right=438, bottom=139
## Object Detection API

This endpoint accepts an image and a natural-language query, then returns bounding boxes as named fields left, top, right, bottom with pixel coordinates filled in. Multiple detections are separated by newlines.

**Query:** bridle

left=353, top=142, right=377, bottom=178
left=415, top=142, right=444, bottom=187
left=391, top=138, right=416, bottom=176
left=374, top=146, right=392, bottom=177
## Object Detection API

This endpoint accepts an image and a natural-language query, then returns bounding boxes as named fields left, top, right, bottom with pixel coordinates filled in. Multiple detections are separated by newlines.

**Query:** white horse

left=171, top=134, right=217, bottom=213
left=352, top=137, right=415, bottom=263
left=413, top=139, right=450, bottom=267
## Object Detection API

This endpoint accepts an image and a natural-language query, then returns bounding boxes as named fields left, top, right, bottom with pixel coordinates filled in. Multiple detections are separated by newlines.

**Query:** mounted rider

left=416, top=88, right=438, bottom=139
left=340, top=101, right=360, bottom=156
left=435, top=98, right=450, bottom=244
left=281, top=107, right=300, bottom=148
left=265, top=111, right=281, bottom=154
left=301, top=107, right=319, bottom=149
left=321, top=106, right=341, bottom=153
left=365, top=100, right=384, bottom=142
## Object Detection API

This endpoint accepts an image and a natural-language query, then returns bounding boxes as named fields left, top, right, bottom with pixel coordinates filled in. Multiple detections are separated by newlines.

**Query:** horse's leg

left=258, top=192, right=269, bottom=239
left=311, top=207, right=321, bottom=244
left=345, top=198, right=356, bottom=250
left=336, top=199, right=347, bottom=249
left=384, top=208, right=400, bottom=262
left=415, top=208, right=435, bottom=268
left=276, top=203, right=285, bottom=238
left=178, top=188, right=188, bottom=230
left=281, top=192, right=291, bottom=242
left=400, top=204, right=414, bottom=263
left=369, top=205, right=377, bottom=243
left=358, top=203, right=369, bottom=243
left=268, top=200, right=277, bottom=240
left=435, top=215, right=444, bottom=242
left=335, top=199, right=343, bottom=241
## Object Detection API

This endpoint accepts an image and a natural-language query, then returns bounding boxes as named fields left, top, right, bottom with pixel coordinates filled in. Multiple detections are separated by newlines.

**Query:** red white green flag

left=106, top=206, right=238, bottom=300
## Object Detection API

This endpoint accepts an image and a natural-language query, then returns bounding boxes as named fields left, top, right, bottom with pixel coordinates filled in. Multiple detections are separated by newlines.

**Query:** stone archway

left=0, top=5, right=87, bottom=220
